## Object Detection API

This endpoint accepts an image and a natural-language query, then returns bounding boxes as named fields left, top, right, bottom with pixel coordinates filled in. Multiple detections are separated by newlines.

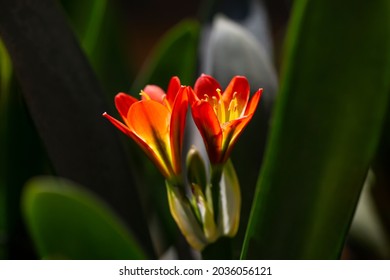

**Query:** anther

left=139, top=90, right=151, bottom=100
left=216, top=88, right=222, bottom=98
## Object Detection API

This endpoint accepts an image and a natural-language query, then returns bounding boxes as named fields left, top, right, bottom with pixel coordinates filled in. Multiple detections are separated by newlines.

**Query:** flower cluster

left=103, top=74, right=262, bottom=250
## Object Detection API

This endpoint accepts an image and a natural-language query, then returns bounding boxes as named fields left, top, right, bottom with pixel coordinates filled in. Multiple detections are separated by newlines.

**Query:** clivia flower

left=190, top=74, right=262, bottom=165
left=102, top=76, right=188, bottom=184
left=103, top=74, right=262, bottom=251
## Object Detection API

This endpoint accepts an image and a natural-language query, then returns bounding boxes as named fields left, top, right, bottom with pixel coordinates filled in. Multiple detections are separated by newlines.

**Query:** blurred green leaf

left=1, top=39, right=45, bottom=259
left=60, top=0, right=132, bottom=96
left=131, top=19, right=200, bottom=93
left=0, top=38, right=12, bottom=259
left=241, top=0, right=390, bottom=259
left=60, top=0, right=106, bottom=53
left=22, top=176, right=146, bottom=259
left=0, top=39, right=11, bottom=97
left=0, top=0, right=154, bottom=257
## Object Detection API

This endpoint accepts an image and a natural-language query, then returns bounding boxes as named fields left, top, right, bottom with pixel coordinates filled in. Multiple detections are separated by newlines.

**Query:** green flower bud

left=186, top=146, right=207, bottom=192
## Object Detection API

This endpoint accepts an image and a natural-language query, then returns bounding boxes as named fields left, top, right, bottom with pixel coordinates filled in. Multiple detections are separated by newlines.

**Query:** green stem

left=210, top=165, right=223, bottom=224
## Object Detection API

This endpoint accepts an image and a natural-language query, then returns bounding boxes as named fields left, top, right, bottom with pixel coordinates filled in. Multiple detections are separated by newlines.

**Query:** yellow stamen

left=212, top=96, right=218, bottom=113
left=201, top=89, right=229, bottom=123
left=228, top=92, right=239, bottom=120
left=139, top=90, right=151, bottom=100
left=216, top=89, right=226, bottom=123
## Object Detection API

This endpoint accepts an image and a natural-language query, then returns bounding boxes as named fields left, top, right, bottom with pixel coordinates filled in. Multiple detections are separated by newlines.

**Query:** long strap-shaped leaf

left=242, top=0, right=390, bottom=259
left=0, top=0, right=154, bottom=257
left=23, top=176, right=146, bottom=259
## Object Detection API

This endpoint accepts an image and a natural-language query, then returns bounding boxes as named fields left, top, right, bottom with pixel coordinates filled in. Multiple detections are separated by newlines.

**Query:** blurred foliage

left=241, top=0, right=390, bottom=259
left=0, top=39, right=11, bottom=259
left=22, top=176, right=146, bottom=259
left=0, top=0, right=152, bottom=258
left=0, top=39, right=47, bottom=259
left=60, top=0, right=132, bottom=96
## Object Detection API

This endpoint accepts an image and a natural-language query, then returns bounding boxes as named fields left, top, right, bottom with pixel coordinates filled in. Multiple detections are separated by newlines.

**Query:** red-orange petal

left=221, top=115, right=253, bottom=163
left=220, top=90, right=262, bottom=163
left=102, top=112, right=132, bottom=138
left=194, top=74, right=222, bottom=100
left=115, top=93, right=138, bottom=123
left=143, top=85, right=166, bottom=103
left=127, top=100, right=173, bottom=177
left=188, top=85, right=200, bottom=105
left=169, top=86, right=189, bottom=174
left=222, top=76, right=250, bottom=114
left=166, top=76, right=181, bottom=107
left=245, top=88, right=263, bottom=115
left=103, top=112, right=169, bottom=177
left=191, top=100, right=223, bottom=164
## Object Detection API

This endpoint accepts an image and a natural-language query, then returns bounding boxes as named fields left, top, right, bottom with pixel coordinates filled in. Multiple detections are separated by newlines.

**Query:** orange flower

left=103, top=77, right=188, bottom=183
left=190, top=74, right=262, bottom=165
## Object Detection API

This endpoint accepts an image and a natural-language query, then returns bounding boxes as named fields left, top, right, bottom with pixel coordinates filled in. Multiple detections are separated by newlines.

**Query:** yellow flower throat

left=202, top=89, right=240, bottom=123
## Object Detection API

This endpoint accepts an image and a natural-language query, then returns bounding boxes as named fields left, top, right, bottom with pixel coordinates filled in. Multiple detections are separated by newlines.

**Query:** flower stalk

left=209, top=164, right=223, bottom=224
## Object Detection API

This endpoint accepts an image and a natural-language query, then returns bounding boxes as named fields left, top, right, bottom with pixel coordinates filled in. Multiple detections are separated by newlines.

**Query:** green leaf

left=241, top=0, right=390, bottom=259
left=60, top=0, right=106, bottom=54
left=0, top=39, right=12, bottom=98
left=60, top=0, right=132, bottom=96
left=0, top=39, right=12, bottom=259
left=0, top=39, right=46, bottom=259
left=22, top=176, right=146, bottom=259
left=131, top=19, right=199, bottom=93
left=0, top=0, right=154, bottom=256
